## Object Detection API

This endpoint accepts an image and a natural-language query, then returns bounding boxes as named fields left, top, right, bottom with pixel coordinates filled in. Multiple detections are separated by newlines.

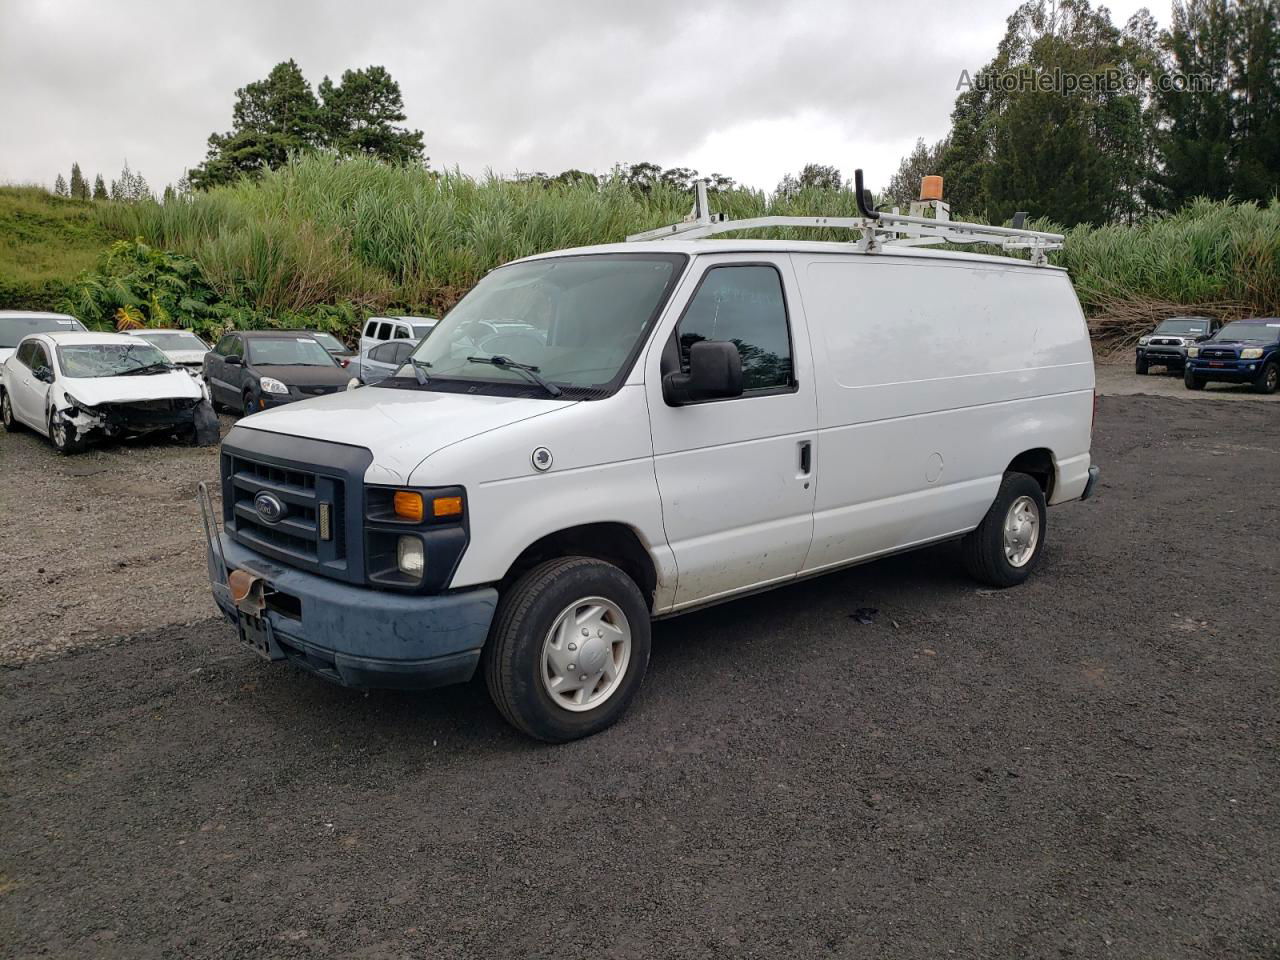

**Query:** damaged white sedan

left=0, top=332, right=219, bottom=453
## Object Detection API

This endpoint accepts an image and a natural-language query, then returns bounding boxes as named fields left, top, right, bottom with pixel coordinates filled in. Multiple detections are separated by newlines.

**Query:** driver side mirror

left=34, top=366, right=54, bottom=384
left=225, top=354, right=242, bottom=366
left=662, top=340, right=743, bottom=406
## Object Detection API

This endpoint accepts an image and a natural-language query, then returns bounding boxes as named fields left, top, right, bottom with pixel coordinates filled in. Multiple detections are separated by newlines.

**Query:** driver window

left=676, top=265, right=794, bottom=393
left=30, top=343, right=51, bottom=373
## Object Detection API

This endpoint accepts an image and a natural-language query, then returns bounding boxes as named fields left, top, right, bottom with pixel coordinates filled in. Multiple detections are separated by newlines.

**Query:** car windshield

left=137, top=331, right=208, bottom=351
left=0, top=316, right=84, bottom=348
left=246, top=337, right=336, bottom=366
left=398, top=254, right=685, bottom=394
left=308, top=332, right=346, bottom=353
left=1156, top=319, right=1210, bottom=335
left=58, top=342, right=171, bottom=378
left=1214, top=322, right=1280, bottom=343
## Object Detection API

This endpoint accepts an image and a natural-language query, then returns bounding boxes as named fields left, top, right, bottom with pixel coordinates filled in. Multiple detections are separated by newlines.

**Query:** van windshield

left=0, top=315, right=84, bottom=348
left=398, top=253, right=686, bottom=396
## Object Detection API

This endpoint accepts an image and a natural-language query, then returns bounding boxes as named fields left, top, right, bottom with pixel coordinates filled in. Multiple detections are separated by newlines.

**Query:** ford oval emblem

left=253, top=491, right=287, bottom=524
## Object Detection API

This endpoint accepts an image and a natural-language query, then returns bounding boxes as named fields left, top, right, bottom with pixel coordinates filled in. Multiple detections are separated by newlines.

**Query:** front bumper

left=1136, top=345, right=1186, bottom=366
left=1186, top=358, right=1262, bottom=382
left=207, top=532, right=497, bottom=690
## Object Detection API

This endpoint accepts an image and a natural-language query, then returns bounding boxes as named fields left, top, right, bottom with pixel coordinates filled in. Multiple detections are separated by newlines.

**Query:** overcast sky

left=2, top=0, right=1170, bottom=195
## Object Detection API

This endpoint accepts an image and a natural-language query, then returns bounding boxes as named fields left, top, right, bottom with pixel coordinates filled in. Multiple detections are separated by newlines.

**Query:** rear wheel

left=483, top=557, right=651, bottom=742
left=1184, top=367, right=1206, bottom=391
left=1253, top=361, right=1278, bottom=395
left=1, top=390, right=19, bottom=433
left=961, top=472, right=1047, bottom=588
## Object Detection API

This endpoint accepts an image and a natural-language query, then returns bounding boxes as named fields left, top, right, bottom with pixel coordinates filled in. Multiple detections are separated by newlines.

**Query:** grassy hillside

left=0, top=187, right=114, bottom=309
left=4, top=156, right=1278, bottom=346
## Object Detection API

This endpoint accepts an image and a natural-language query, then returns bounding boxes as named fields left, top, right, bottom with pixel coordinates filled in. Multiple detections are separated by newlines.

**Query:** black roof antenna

left=854, top=169, right=879, bottom=220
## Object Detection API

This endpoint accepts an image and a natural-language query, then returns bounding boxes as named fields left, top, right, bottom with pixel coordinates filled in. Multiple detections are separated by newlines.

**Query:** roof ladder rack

left=626, top=169, right=1064, bottom=265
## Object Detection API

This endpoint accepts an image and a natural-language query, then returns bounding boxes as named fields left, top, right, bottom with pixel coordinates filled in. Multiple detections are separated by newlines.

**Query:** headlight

left=62, top=391, right=94, bottom=413
left=1241, top=348, right=1263, bottom=359
left=259, top=376, right=289, bottom=395
left=397, top=536, right=425, bottom=577
left=1138, top=336, right=1151, bottom=345
left=1186, top=346, right=1199, bottom=358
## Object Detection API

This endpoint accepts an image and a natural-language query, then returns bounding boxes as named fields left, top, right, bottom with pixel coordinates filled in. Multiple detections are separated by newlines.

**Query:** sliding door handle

left=798, top=440, right=812, bottom=475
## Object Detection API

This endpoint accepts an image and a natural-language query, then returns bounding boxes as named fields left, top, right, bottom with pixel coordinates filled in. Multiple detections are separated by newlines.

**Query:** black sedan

left=203, top=331, right=352, bottom=415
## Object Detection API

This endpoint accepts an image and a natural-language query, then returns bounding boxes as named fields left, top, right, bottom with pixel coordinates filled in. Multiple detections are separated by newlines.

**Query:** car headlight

left=397, top=536, right=425, bottom=577
left=1186, top=346, right=1199, bottom=358
left=1241, top=348, right=1263, bottom=359
left=62, top=391, right=94, bottom=413
left=363, top=485, right=468, bottom=591
left=1138, top=336, right=1151, bottom=345
left=259, top=376, right=289, bottom=395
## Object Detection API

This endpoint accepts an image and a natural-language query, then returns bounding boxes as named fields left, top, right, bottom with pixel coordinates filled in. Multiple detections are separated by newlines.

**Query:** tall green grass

left=74, top=154, right=1280, bottom=340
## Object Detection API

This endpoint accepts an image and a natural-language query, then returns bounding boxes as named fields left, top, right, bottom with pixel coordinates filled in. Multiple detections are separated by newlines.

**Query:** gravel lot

left=3, top=394, right=1278, bottom=959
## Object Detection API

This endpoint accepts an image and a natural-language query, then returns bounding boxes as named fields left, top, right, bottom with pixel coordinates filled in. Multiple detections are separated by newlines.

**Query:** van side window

left=677, top=265, right=793, bottom=392
left=374, top=322, right=391, bottom=341
left=363, top=320, right=378, bottom=338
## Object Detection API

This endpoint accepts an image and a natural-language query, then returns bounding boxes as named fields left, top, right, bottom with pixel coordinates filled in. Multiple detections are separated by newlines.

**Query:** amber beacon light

left=919, top=175, right=945, bottom=202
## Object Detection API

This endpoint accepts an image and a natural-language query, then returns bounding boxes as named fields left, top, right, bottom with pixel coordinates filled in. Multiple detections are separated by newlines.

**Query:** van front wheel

left=483, top=557, right=651, bottom=742
left=961, top=473, right=1047, bottom=588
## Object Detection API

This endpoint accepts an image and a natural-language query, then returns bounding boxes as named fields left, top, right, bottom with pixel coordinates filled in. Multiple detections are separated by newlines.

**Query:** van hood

left=235, top=384, right=574, bottom=483
left=0, top=347, right=14, bottom=364
left=63, top=370, right=205, bottom=405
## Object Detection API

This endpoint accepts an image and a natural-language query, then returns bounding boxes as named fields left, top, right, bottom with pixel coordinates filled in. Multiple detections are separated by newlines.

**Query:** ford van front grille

left=219, top=427, right=372, bottom=584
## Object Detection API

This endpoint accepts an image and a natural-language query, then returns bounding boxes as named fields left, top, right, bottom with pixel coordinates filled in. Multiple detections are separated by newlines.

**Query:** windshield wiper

left=118, top=361, right=174, bottom=376
left=466, top=355, right=562, bottom=398
left=409, top=358, right=432, bottom=386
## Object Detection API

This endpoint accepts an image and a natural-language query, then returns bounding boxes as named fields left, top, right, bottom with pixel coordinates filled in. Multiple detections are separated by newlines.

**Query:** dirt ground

left=2, top=393, right=1277, bottom=959
left=0, top=414, right=230, bottom=666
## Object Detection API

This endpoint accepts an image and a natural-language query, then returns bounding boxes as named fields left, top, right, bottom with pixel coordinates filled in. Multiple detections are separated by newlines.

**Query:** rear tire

left=483, top=557, right=651, bottom=742
left=1253, top=361, right=1278, bottom=395
left=1184, top=368, right=1206, bottom=391
left=1, top=390, right=19, bottom=433
left=961, top=472, right=1047, bottom=588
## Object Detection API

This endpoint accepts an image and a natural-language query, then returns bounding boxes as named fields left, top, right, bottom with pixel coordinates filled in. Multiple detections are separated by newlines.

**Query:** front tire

left=961, top=472, right=1047, bottom=588
left=483, top=557, right=651, bottom=742
left=241, top=389, right=258, bottom=415
left=1, top=390, right=19, bottom=433
left=1135, top=356, right=1148, bottom=375
left=1253, top=361, right=1278, bottom=395
left=1184, top=368, right=1206, bottom=391
left=48, top=409, right=83, bottom=455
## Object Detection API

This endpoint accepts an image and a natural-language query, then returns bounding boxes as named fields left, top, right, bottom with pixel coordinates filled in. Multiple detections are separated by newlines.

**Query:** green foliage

left=317, top=65, right=425, bottom=163
left=92, top=174, right=108, bottom=201
left=191, top=59, right=425, bottom=189
left=776, top=164, right=844, bottom=199
left=0, top=186, right=113, bottom=309
left=69, top=163, right=89, bottom=200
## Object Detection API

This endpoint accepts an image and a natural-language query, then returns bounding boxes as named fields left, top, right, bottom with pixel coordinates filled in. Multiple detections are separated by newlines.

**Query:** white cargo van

left=200, top=178, right=1098, bottom=741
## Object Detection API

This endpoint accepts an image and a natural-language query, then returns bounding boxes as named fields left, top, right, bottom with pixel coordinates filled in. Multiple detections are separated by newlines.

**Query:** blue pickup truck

left=1185, top=318, right=1280, bottom=394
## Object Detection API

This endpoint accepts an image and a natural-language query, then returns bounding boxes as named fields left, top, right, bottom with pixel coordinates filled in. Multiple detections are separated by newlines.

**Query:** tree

left=92, top=174, right=108, bottom=200
left=53, top=174, right=68, bottom=197
left=189, top=59, right=323, bottom=189
left=936, top=0, right=1153, bottom=225
left=886, top=138, right=949, bottom=208
left=110, top=161, right=151, bottom=202
left=775, top=163, right=843, bottom=199
left=69, top=162, right=89, bottom=200
left=317, top=66, right=425, bottom=163
left=620, top=161, right=664, bottom=194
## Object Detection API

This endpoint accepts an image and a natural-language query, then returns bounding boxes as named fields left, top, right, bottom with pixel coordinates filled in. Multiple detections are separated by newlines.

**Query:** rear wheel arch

left=1006, top=447, right=1056, bottom=500
left=499, top=522, right=659, bottom=611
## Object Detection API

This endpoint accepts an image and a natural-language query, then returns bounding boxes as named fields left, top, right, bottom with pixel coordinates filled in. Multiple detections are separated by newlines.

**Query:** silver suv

left=1136, top=316, right=1220, bottom=374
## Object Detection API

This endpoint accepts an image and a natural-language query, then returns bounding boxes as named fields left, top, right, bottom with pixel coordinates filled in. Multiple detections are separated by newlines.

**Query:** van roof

left=514, top=238, right=1068, bottom=273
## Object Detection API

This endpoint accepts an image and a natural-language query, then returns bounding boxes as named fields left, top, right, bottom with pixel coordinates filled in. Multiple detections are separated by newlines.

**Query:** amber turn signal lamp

left=393, top=491, right=425, bottom=522
left=432, top=495, right=463, bottom=518
left=919, top=175, right=944, bottom=202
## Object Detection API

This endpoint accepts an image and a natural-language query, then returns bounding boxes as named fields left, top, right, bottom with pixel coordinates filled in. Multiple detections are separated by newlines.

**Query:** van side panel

left=794, top=255, right=1094, bottom=574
